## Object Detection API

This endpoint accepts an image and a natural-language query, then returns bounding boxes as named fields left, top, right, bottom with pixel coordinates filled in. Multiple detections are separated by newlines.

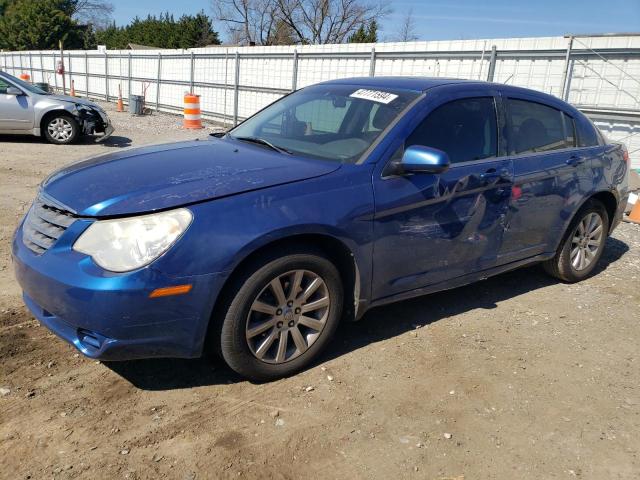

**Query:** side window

left=562, top=112, right=576, bottom=147
left=508, top=99, right=570, bottom=154
left=0, top=79, right=9, bottom=94
left=577, top=118, right=601, bottom=147
left=406, top=97, right=498, bottom=164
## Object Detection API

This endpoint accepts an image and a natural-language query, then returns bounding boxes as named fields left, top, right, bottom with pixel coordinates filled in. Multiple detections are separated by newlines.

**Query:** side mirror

left=6, top=86, right=23, bottom=96
left=397, top=145, right=450, bottom=175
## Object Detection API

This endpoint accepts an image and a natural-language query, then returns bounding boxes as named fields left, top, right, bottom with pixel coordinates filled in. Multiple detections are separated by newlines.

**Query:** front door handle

left=566, top=154, right=586, bottom=166
left=480, top=167, right=511, bottom=183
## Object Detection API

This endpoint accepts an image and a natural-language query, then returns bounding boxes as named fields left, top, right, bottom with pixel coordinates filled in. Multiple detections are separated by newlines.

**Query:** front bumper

left=12, top=220, right=225, bottom=360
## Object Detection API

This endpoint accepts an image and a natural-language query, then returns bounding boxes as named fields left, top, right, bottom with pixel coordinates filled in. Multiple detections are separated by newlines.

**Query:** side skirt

left=361, top=253, right=554, bottom=315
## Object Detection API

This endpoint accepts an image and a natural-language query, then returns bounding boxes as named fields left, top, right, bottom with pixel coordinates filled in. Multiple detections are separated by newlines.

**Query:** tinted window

left=406, top=97, right=498, bottom=163
left=508, top=99, right=571, bottom=154
left=577, top=118, right=601, bottom=147
left=562, top=112, right=576, bottom=147
left=0, top=78, right=9, bottom=94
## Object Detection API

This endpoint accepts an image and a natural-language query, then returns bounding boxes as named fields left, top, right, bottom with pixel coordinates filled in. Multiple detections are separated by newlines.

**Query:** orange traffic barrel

left=183, top=93, right=203, bottom=129
left=19, top=73, right=31, bottom=82
left=628, top=199, right=640, bottom=224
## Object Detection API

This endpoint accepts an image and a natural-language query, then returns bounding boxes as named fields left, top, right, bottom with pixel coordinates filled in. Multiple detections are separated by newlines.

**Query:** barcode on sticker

left=350, top=89, right=398, bottom=104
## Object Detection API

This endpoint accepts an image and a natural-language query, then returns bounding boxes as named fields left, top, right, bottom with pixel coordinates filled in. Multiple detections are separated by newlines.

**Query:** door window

left=562, top=112, right=576, bottom=147
left=508, top=99, right=572, bottom=154
left=406, top=97, right=498, bottom=164
left=0, top=79, right=10, bottom=94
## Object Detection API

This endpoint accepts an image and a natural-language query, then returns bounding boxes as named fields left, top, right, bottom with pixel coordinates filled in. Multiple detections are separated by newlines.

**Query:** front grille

left=22, top=197, right=76, bottom=254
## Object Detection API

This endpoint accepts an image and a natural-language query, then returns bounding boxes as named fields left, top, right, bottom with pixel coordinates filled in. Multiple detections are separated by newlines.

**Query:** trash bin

left=34, top=82, right=49, bottom=93
left=129, top=95, right=144, bottom=115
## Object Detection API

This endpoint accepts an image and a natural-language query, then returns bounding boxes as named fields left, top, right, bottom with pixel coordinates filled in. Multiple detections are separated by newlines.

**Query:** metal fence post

left=486, top=45, right=497, bottom=82
left=190, top=51, right=195, bottom=93
left=369, top=47, right=376, bottom=77
left=104, top=52, right=109, bottom=101
left=53, top=53, right=59, bottom=91
left=291, top=49, right=298, bottom=92
left=233, top=51, right=240, bottom=126
left=561, top=36, right=574, bottom=101
left=68, top=52, right=72, bottom=92
left=127, top=52, right=132, bottom=100
left=40, top=52, right=44, bottom=85
left=28, top=52, right=33, bottom=80
left=85, top=52, right=89, bottom=97
left=156, top=52, right=162, bottom=111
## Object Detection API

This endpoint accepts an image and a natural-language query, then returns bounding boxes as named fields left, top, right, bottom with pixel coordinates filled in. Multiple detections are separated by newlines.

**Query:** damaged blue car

left=12, top=77, right=630, bottom=380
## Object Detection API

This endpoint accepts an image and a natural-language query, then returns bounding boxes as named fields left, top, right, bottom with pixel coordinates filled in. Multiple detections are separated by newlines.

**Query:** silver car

left=0, top=71, right=114, bottom=144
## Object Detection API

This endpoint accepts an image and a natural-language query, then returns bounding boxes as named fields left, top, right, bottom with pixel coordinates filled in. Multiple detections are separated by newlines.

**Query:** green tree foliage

left=347, top=20, right=378, bottom=43
left=95, top=11, right=221, bottom=49
left=0, top=0, right=95, bottom=50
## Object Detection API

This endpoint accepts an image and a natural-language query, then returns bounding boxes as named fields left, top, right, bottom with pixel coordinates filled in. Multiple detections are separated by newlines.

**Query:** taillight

left=622, top=148, right=630, bottom=165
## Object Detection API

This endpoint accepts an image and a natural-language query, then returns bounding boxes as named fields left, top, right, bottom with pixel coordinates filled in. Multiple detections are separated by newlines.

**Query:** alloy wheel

left=246, top=269, right=330, bottom=364
left=570, top=212, right=604, bottom=271
left=47, top=117, right=73, bottom=142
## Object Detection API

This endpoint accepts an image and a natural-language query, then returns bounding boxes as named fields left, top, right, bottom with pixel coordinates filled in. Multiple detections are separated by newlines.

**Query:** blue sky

left=110, top=0, right=640, bottom=41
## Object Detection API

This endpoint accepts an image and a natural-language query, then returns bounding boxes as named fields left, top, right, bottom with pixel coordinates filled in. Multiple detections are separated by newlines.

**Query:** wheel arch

left=204, top=232, right=362, bottom=354
left=38, top=107, right=76, bottom=136
left=589, top=190, right=618, bottom=230
left=552, top=190, right=619, bottom=253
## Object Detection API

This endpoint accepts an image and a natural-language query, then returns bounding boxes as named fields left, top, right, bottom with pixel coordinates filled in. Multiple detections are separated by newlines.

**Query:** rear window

left=577, top=118, right=603, bottom=147
left=507, top=99, right=572, bottom=154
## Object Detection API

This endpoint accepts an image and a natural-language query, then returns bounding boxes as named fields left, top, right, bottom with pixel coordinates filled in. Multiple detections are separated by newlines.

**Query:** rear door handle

left=566, top=154, right=586, bottom=166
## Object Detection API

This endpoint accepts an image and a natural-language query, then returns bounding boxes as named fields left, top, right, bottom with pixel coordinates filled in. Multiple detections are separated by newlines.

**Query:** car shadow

left=96, top=135, right=132, bottom=148
left=0, top=134, right=132, bottom=147
left=105, top=236, right=629, bottom=390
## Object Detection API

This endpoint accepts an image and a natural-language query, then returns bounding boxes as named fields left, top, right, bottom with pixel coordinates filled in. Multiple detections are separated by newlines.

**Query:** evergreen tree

left=0, top=0, right=93, bottom=50
left=94, top=11, right=220, bottom=49
left=347, top=20, right=378, bottom=43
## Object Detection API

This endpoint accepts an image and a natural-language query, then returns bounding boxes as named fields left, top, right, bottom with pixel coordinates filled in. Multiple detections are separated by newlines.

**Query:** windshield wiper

left=232, top=136, right=292, bottom=155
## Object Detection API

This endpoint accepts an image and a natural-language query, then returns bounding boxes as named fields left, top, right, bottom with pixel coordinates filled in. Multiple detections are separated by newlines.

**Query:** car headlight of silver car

left=73, top=208, right=193, bottom=272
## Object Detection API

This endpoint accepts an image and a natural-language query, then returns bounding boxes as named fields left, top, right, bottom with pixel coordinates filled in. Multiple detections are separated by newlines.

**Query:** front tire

left=543, top=199, right=609, bottom=282
left=218, top=251, right=343, bottom=381
left=43, top=114, right=79, bottom=145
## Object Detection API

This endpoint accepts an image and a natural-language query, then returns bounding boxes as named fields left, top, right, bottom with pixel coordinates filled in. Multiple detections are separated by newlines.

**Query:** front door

left=0, top=79, right=33, bottom=130
left=371, top=93, right=514, bottom=300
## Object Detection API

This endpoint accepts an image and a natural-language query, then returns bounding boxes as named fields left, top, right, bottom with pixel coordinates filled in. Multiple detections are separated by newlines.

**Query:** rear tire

left=543, top=199, right=609, bottom=283
left=217, top=250, right=343, bottom=381
left=43, top=113, right=79, bottom=145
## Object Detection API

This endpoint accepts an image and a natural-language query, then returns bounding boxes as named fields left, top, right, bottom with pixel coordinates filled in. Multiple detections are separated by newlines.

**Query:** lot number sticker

left=350, top=89, right=398, bottom=104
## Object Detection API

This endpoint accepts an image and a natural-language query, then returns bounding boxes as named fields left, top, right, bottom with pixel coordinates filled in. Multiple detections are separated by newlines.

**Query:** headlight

left=73, top=208, right=193, bottom=272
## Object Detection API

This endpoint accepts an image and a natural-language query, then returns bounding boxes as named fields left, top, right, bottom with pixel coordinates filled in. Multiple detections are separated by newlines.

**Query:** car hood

left=41, top=138, right=341, bottom=217
left=44, top=94, right=100, bottom=108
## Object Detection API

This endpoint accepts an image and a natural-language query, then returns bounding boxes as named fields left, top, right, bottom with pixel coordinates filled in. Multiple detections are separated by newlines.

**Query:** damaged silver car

left=0, top=71, right=114, bottom=145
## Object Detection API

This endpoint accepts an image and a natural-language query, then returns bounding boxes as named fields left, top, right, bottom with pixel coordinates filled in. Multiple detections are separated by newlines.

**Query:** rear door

left=371, top=89, right=514, bottom=299
left=0, top=78, right=33, bottom=131
left=498, top=95, right=594, bottom=262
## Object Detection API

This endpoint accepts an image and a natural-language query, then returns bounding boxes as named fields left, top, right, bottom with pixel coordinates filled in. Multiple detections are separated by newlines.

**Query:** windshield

left=0, top=72, right=49, bottom=95
left=229, top=84, right=420, bottom=163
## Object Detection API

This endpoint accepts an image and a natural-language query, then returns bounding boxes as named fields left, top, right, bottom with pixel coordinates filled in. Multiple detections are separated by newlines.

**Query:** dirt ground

left=1, top=101, right=639, bottom=480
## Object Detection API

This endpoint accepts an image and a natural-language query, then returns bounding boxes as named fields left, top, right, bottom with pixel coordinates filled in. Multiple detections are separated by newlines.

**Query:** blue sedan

left=12, top=77, right=630, bottom=380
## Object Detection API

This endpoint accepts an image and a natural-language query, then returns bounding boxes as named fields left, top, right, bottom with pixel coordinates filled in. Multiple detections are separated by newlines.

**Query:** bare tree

left=395, top=8, right=418, bottom=42
left=214, top=0, right=389, bottom=45
left=214, top=0, right=280, bottom=45
left=72, top=0, right=115, bottom=29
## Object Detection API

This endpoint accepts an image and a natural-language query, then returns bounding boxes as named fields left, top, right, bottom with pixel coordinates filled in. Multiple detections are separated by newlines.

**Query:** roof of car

left=318, top=76, right=476, bottom=91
